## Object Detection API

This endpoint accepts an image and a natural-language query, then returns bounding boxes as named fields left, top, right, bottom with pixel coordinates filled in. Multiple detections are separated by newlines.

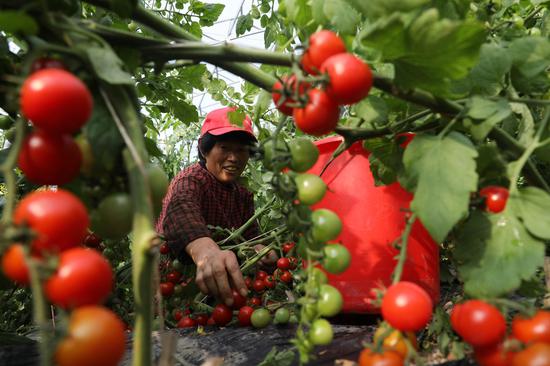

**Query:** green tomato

left=303, top=303, right=318, bottom=321
left=91, top=193, right=133, bottom=240
left=172, top=259, right=184, bottom=272
left=128, top=22, right=138, bottom=31
left=4, top=127, right=16, bottom=143
left=310, top=209, right=342, bottom=243
left=262, top=137, right=287, bottom=170
left=312, top=268, right=328, bottom=285
left=146, top=165, right=169, bottom=217
left=317, top=284, right=343, bottom=317
left=529, top=27, right=541, bottom=36
left=289, top=314, right=299, bottom=323
left=309, top=319, right=333, bottom=345
left=274, top=307, right=290, bottom=324
left=322, top=244, right=351, bottom=274
left=0, top=115, right=14, bottom=130
left=289, top=137, right=319, bottom=172
left=295, top=174, right=327, bottom=205
left=251, top=308, right=272, bottom=328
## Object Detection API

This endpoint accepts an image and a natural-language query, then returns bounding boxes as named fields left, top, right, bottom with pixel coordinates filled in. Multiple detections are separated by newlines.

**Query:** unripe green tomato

left=289, top=314, right=299, bottom=323
left=529, top=27, right=541, bottom=36
left=274, top=307, right=290, bottom=324
left=173, top=284, right=183, bottom=295
left=312, top=267, right=328, bottom=285
left=289, top=137, right=319, bottom=172
left=295, top=174, right=327, bottom=205
left=309, top=318, right=333, bottom=345
left=0, top=115, right=14, bottom=130
left=172, top=259, right=184, bottom=271
left=317, top=284, right=343, bottom=317
left=311, top=209, right=342, bottom=243
left=251, top=308, right=271, bottom=328
left=262, top=138, right=287, bottom=170
left=322, top=244, right=351, bottom=274
left=303, top=303, right=318, bottom=321
left=513, top=15, right=524, bottom=28
left=146, top=165, right=169, bottom=217
left=91, top=193, right=133, bottom=240
left=128, top=22, right=138, bottom=31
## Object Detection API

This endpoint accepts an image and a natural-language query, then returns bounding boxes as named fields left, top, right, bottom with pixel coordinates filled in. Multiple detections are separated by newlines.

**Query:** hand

left=186, top=237, right=248, bottom=306
left=253, top=244, right=278, bottom=267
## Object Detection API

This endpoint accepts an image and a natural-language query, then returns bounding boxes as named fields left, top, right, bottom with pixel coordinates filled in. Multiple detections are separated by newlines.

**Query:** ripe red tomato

left=244, top=277, right=253, bottom=289
left=166, top=271, right=181, bottom=284
left=83, top=233, right=102, bottom=248
left=272, top=75, right=310, bottom=116
left=253, top=279, right=266, bottom=293
left=381, top=282, right=433, bottom=332
left=160, top=282, right=174, bottom=297
left=255, top=270, right=268, bottom=281
left=18, top=130, right=82, bottom=186
left=512, top=310, right=550, bottom=344
left=321, top=53, right=373, bottom=105
left=20, top=69, right=93, bottom=134
left=302, top=30, right=346, bottom=75
left=14, top=190, right=89, bottom=254
left=30, top=57, right=66, bottom=73
left=195, top=314, right=208, bottom=326
left=450, top=300, right=506, bottom=348
left=288, top=257, right=298, bottom=270
left=45, top=248, right=113, bottom=309
left=293, top=89, right=340, bottom=136
left=1, top=244, right=29, bottom=285
left=511, top=342, right=550, bottom=366
left=264, top=275, right=276, bottom=289
left=358, top=348, right=404, bottom=366
left=249, top=296, right=262, bottom=307
left=474, top=341, right=516, bottom=366
left=279, top=270, right=293, bottom=284
left=55, top=306, right=126, bottom=366
left=173, top=310, right=184, bottom=322
left=160, top=244, right=170, bottom=255
left=232, top=289, right=247, bottom=309
left=212, top=304, right=233, bottom=326
left=277, top=257, right=291, bottom=270
left=238, top=305, right=254, bottom=326
left=479, top=186, right=509, bottom=213
left=177, top=317, right=197, bottom=328
left=282, top=242, right=295, bottom=254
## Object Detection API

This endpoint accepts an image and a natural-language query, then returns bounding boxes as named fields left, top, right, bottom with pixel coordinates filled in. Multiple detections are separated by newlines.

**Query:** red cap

left=200, top=107, right=256, bottom=141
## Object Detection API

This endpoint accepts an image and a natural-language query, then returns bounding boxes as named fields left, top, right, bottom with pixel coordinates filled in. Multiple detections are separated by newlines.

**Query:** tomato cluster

left=271, top=30, right=373, bottom=136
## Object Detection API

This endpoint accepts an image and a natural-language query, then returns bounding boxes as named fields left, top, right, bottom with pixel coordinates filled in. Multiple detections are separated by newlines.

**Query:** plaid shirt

left=156, top=163, right=260, bottom=262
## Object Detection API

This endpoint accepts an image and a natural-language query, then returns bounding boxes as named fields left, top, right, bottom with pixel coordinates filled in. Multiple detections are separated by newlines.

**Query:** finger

left=266, top=250, right=278, bottom=264
left=202, top=266, right=219, bottom=298
left=212, top=258, right=233, bottom=306
left=225, top=253, right=247, bottom=297
left=195, top=271, right=209, bottom=295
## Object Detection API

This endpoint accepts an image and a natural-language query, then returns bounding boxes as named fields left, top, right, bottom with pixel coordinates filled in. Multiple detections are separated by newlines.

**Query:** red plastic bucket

left=309, top=136, right=439, bottom=313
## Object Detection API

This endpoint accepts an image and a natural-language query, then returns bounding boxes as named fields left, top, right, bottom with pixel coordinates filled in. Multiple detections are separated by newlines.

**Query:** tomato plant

left=512, top=310, right=550, bottom=344
left=251, top=308, right=271, bottom=328
left=288, top=138, right=319, bottom=173
left=293, top=89, right=340, bottom=136
left=479, top=186, right=509, bottom=213
left=310, top=209, right=342, bottom=243
left=238, top=305, right=254, bottom=326
left=450, top=300, right=506, bottom=348
left=1, top=244, right=29, bottom=285
left=272, top=75, right=310, bottom=116
left=295, top=173, right=327, bottom=205
left=212, top=303, right=233, bottom=326
left=358, top=348, right=404, bottom=366
left=301, top=30, right=346, bottom=75
left=317, top=284, right=343, bottom=317
left=309, top=318, right=333, bottom=345
left=381, top=282, right=433, bottom=332
left=322, top=244, right=351, bottom=274
left=321, top=53, right=373, bottom=105
left=20, top=69, right=93, bottom=134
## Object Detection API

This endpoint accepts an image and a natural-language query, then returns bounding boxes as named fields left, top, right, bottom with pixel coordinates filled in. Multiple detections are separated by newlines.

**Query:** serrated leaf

left=509, top=37, right=550, bottom=78
left=363, top=137, right=402, bottom=186
left=85, top=46, right=133, bottom=85
left=353, top=96, right=388, bottom=125
left=467, top=97, right=512, bottom=140
left=0, top=11, right=38, bottom=35
left=227, top=109, right=246, bottom=127
left=455, top=210, right=545, bottom=298
left=511, top=187, right=550, bottom=239
left=236, top=14, right=254, bottom=36
left=403, top=132, right=478, bottom=242
left=323, top=0, right=361, bottom=34
left=171, top=101, right=198, bottom=124
left=193, top=3, right=225, bottom=26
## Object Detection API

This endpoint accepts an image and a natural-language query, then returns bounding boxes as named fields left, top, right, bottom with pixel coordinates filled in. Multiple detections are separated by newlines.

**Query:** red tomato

left=512, top=342, right=550, bottom=366
left=212, top=304, right=233, bottom=326
left=238, top=305, right=255, bottom=326
left=321, top=53, right=373, bottom=105
left=358, top=348, right=404, bottom=366
left=255, top=270, right=268, bottom=281
left=479, top=186, right=509, bottom=213
left=253, top=279, right=266, bottom=293
left=279, top=270, right=293, bottom=284
left=177, top=317, right=196, bottom=328
left=512, top=310, right=550, bottom=344
left=450, top=300, right=506, bottom=348
left=160, top=282, right=174, bottom=297
left=244, top=277, right=253, bottom=289
left=475, top=341, right=516, bottom=366
left=249, top=297, right=262, bottom=307
left=288, top=256, right=298, bottom=270
left=45, top=248, right=113, bottom=309
left=207, top=316, right=216, bottom=326
left=272, top=75, right=310, bottom=116
left=30, top=57, right=66, bottom=73
left=293, top=89, right=340, bottom=136
left=18, top=130, right=82, bottom=186
left=166, top=271, right=181, bottom=284
left=55, top=306, right=126, bottom=366
left=381, top=282, right=433, bottom=332
left=20, top=69, right=93, bottom=134
left=173, top=310, right=183, bottom=322
left=277, top=257, right=291, bottom=270
left=264, top=275, right=276, bottom=289
left=160, top=244, right=170, bottom=255
left=397, top=133, right=415, bottom=148
left=282, top=242, right=295, bottom=254
left=83, top=233, right=102, bottom=248
left=195, top=313, right=208, bottom=326
left=14, top=190, right=89, bottom=254
left=1, top=244, right=29, bottom=285
left=302, top=30, right=346, bottom=75
left=232, top=289, right=247, bottom=309
left=373, top=325, right=417, bottom=359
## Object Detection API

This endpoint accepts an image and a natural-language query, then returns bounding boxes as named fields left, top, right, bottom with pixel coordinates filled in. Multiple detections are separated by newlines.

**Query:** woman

left=157, top=107, right=277, bottom=307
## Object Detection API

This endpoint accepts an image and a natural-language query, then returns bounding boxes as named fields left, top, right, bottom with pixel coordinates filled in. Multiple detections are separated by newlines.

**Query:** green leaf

left=475, top=144, right=507, bottom=185
left=353, top=96, right=388, bottom=125
left=0, top=11, right=38, bottom=35
left=192, top=3, right=225, bottom=26
left=109, top=0, right=136, bottom=18
left=509, top=37, right=550, bottom=78
left=466, top=97, right=512, bottom=140
left=363, top=137, right=402, bottom=185
left=323, top=0, right=361, bottom=35
left=347, top=0, right=429, bottom=19
left=84, top=46, right=133, bottom=85
left=511, top=187, right=550, bottom=239
left=171, top=101, right=198, bottom=124
left=455, top=210, right=545, bottom=298
left=311, top=0, right=328, bottom=24
left=227, top=109, right=246, bottom=127
left=144, top=136, right=165, bottom=158
left=403, top=132, right=478, bottom=242
left=236, top=14, right=254, bottom=36
left=286, top=0, right=312, bottom=28
left=258, top=347, right=295, bottom=366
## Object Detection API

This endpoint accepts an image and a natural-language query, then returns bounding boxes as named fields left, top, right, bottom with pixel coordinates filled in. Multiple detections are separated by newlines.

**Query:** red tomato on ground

left=20, top=69, right=93, bottom=134
left=18, top=130, right=82, bottom=185
left=1, top=244, right=29, bottom=285
left=358, top=348, right=404, bottom=366
left=511, top=342, right=550, bottom=366
left=238, top=305, right=255, bottom=326
left=212, top=304, right=233, bottom=326
left=293, top=89, right=340, bottom=136
left=45, top=248, right=113, bottom=308
left=177, top=317, right=196, bottom=328
left=512, top=310, right=550, bottom=344
left=479, top=186, right=509, bottom=213
left=194, top=313, right=208, bottom=326
left=475, top=341, right=517, bottom=366
left=450, top=300, right=506, bottom=348
left=321, top=53, right=373, bottom=105
left=302, top=30, right=346, bottom=75
left=381, top=282, right=433, bottom=332
left=14, top=190, right=89, bottom=254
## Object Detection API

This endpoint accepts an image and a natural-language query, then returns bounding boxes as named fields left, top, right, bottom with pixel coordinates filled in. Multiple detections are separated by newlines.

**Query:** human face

left=204, top=140, right=250, bottom=183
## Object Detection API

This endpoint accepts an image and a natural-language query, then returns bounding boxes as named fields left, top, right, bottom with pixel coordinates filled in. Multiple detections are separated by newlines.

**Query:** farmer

left=157, top=107, right=277, bottom=307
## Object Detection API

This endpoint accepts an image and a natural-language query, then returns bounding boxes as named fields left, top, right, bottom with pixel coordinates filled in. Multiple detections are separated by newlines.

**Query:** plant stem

left=0, top=118, right=26, bottom=224
left=27, top=255, right=52, bottom=366
left=392, top=213, right=417, bottom=285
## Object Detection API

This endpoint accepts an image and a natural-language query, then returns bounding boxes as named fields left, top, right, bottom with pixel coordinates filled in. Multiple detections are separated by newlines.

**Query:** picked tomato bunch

left=451, top=300, right=550, bottom=366
left=272, top=30, right=374, bottom=136
left=0, top=59, right=127, bottom=366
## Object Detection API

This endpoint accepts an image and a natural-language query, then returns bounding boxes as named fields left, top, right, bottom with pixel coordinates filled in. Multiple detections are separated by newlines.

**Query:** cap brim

left=208, top=126, right=257, bottom=141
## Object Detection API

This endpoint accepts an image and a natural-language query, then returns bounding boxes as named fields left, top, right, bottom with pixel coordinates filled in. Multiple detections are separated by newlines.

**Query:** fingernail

left=226, top=298, right=233, bottom=306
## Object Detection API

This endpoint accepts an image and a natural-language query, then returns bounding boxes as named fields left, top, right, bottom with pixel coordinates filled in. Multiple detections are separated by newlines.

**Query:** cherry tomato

left=381, top=282, right=433, bottom=332
left=279, top=270, right=293, bottom=284
left=251, top=308, right=271, bottom=328
left=83, top=233, right=102, bottom=248
left=45, top=248, right=113, bottom=309
left=272, top=75, right=310, bottom=116
left=244, top=277, right=253, bottom=289
left=195, top=313, right=208, bottom=326
left=479, top=186, right=509, bottom=213
left=253, top=279, right=266, bottom=293
left=263, top=275, right=276, bottom=289
left=177, top=317, right=196, bottom=328
left=310, top=318, right=333, bottom=345
left=232, top=289, right=247, bottom=309
left=160, top=243, right=170, bottom=255
left=295, top=173, right=327, bottom=205
left=301, top=30, right=346, bottom=75
left=373, top=325, right=417, bottom=359
left=277, top=257, right=291, bottom=270
left=173, top=310, right=184, bottom=322
left=358, top=348, right=404, bottom=366
left=14, top=189, right=89, bottom=254
left=255, top=270, right=268, bottom=281
left=512, top=342, right=550, bottom=366
left=249, top=297, right=262, bottom=307
left=166, top=271, right=181, bottom=283
left=289, top=138, right=319, bottom=172
left=321, top=53, right=373, bottom=105
left=450, top=300, right=506, bottom=348
left=146, top=165, right=169, bottom=218
left=282, top=242, right=296, bottom=254
left=293, top=89, right=340, bottom=136
left=322, top=243, right=351, bottom=274
left=55, top=306, right=126, bottom=366
left=238, top=305, right=254, bottom=326
left=1, top=244, right=29, bottom=285
left=274, top=307, right=290, bottom=324
left=310, top=208, right=342, bottom=243
left=475, top=341, right=516, bottom=366
left=90, top=193, right=133, bottom=240
left=30, top=57, right=66, bottom=73
left=317, top=284, right=343, bottom=317
left=160, top=282, right=174, bottom=297
left=512, top=310, right=550, bottom=344
left=212, top=304, right=233, bottom=326
left=20, top=69, right=93, bottom=134
left=18, top=130, right=82, bottom=186
left=288, top=257, right=298, bottom=270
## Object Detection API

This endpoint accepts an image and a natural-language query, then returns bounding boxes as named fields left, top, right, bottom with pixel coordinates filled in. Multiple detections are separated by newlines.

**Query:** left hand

left=253, top=244, right=278, bottom=266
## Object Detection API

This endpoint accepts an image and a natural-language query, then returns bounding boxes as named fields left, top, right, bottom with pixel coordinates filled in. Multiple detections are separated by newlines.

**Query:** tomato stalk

left=0, top=118, right=26, bottom=225
left=391, top=213, right=417, bottom=285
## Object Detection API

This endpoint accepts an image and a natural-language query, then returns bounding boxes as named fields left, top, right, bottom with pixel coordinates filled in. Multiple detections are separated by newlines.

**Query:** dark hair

left=198, top=131, right=257, bottom=166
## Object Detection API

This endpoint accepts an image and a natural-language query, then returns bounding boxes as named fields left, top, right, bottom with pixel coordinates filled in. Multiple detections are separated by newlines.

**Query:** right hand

left=186, top=237, right=248, bottom=306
